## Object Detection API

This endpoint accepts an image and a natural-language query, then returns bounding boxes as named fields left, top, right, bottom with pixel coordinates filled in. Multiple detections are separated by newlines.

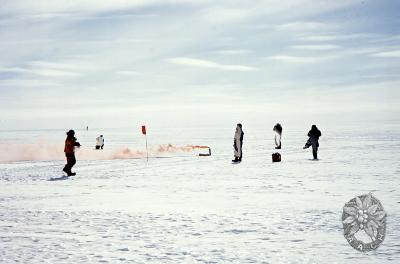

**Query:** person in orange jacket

left=63, top=129, right=81, bottom=176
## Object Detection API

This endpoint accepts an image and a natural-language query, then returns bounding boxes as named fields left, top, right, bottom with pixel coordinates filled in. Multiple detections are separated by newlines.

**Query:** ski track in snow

left=0, top=124, right=399, bottom=263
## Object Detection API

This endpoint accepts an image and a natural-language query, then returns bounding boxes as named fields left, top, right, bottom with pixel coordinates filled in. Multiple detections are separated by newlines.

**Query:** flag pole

left=145, top=134, right=148, bottom=162
left=142, top=125, right=148, bottom=162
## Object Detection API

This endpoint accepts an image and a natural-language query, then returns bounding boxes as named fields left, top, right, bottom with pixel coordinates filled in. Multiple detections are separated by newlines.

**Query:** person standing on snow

left=232, top=123, right=244, bottom=162
left=273, top=123, right=282, bottom=149
left=303, top=125, right=321, bottom=160
left=95, top=135, right=104, bottom=150
left=63, top=130, right=81, bottom=176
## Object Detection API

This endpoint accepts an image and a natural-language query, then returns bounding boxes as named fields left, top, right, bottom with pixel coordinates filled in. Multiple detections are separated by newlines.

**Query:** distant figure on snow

left=303, top=125, right=321, bottom=160
left=273, top=123, right=282, bottom=149
left=96, top=135, right=104, bottom=150
left=232, top=123, right=244, bottom=162
left=63, top=130, right=81, bottom=176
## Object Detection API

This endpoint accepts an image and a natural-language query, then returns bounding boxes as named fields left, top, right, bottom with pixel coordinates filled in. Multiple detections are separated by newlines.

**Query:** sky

left=0, top=0, right=399, bottom=129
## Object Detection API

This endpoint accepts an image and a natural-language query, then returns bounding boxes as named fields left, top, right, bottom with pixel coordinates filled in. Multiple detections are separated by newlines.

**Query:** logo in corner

left=342, top=193, right=386, bottom=252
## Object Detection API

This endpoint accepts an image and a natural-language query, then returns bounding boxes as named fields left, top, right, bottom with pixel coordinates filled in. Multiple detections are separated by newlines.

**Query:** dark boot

left=63, top=166, right=74, bottom=176
left=232, top=157, right=239, bottom=162
left=313, top=150, right=318, bottom=160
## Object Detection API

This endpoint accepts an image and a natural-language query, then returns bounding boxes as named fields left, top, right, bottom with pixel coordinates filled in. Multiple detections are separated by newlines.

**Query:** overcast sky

left=0, top=0, right=399, bottom=129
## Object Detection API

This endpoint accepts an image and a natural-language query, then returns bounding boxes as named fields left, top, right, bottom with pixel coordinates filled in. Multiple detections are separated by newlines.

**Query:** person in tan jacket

left=232, top=123, right=244, bottom=162
left=63, top=130, right=81, bottom=176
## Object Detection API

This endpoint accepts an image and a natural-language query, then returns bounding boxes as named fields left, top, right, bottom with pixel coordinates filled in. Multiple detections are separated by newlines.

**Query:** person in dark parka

left=232, top=123, right=244, bottom=162
left=63, top=130, right=81, bottom=176
left=303, top=125, right=321, bottom=160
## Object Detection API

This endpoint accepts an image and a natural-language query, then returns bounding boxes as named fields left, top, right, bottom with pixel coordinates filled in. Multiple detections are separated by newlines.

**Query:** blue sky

left=0, top=0, right=399, bottom=129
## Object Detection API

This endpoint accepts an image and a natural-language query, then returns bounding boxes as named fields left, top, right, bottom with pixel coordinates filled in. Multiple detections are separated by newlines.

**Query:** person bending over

left=273, top=123, right=282, bottom=149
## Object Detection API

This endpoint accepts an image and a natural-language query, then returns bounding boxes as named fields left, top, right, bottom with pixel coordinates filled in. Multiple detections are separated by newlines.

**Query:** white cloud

left=267, top=55, right=324, bottom=64
left=200, top=1, right=360, bottom=25
left=0, top=79, right=59, bottom=87
left=216, top=49, right=253, bottom=55
left=371, top=50, right=400, bottom=58
left=291, top=44, right=340, bottom=50
left=0, top=67, right=80, bottom=77
left=276, top=21, right=334, bottom=32
left=116, top=70, right=141, bottom=76
left=168, top=57, right=257, bottom=71
left=0, top=1, right=161, bottom=15
left=0, top=60, right=92, bottom=78
left=200, top=7, right=252, bottom=24
left=31, top=68, right=81, bottom=77
left=300, top=33, right=373, bottom=42
left=27, top=60, right=92, bottom=70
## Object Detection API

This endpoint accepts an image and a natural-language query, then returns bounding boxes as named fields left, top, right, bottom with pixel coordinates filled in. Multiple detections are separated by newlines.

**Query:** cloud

left=26, top=60, right=91, bottom=70
left=29, top=68, right=81, bottom=77
left=275, top=21, right=334, bottom=32
left=0, top=79, right=59, bottom=87
left=300, top=33, right=374, bottom=42
left=216, top=49, right=253, bottom=55
left=168, top=57, right=257, bottom=71
left=200, top=1, right=360, bottom=25
left=291, top=44, right=341, bottom=50
left=200, top=7, right=252, bottom=24
left=267, top=55, right=326, bottom=64
left=0, top=60, right=88, bottom=78
left=0, top=67, right=80, bottom=77
left=371, top=50, right=400, bottom=58
left=0, top=0, right=160, bottom=15
left=116, top=70, right=141, bottom=76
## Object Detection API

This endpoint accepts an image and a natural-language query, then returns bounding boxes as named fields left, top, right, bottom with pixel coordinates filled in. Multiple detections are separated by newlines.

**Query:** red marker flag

left=141, top=125, right=147, bottom=135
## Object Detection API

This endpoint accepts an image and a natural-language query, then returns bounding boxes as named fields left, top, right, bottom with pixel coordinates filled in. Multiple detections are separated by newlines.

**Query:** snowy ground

left=0, top=122, right=399, bottom=263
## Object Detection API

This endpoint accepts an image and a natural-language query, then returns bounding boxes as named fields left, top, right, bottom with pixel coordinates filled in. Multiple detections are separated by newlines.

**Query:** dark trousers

left=64, top=153, right=76, bottom=173
left=312, top=148, right=318, bottom=159
left=96, top=144, right=104, bottom=150
left=311, top=142, right=319, bottom=160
